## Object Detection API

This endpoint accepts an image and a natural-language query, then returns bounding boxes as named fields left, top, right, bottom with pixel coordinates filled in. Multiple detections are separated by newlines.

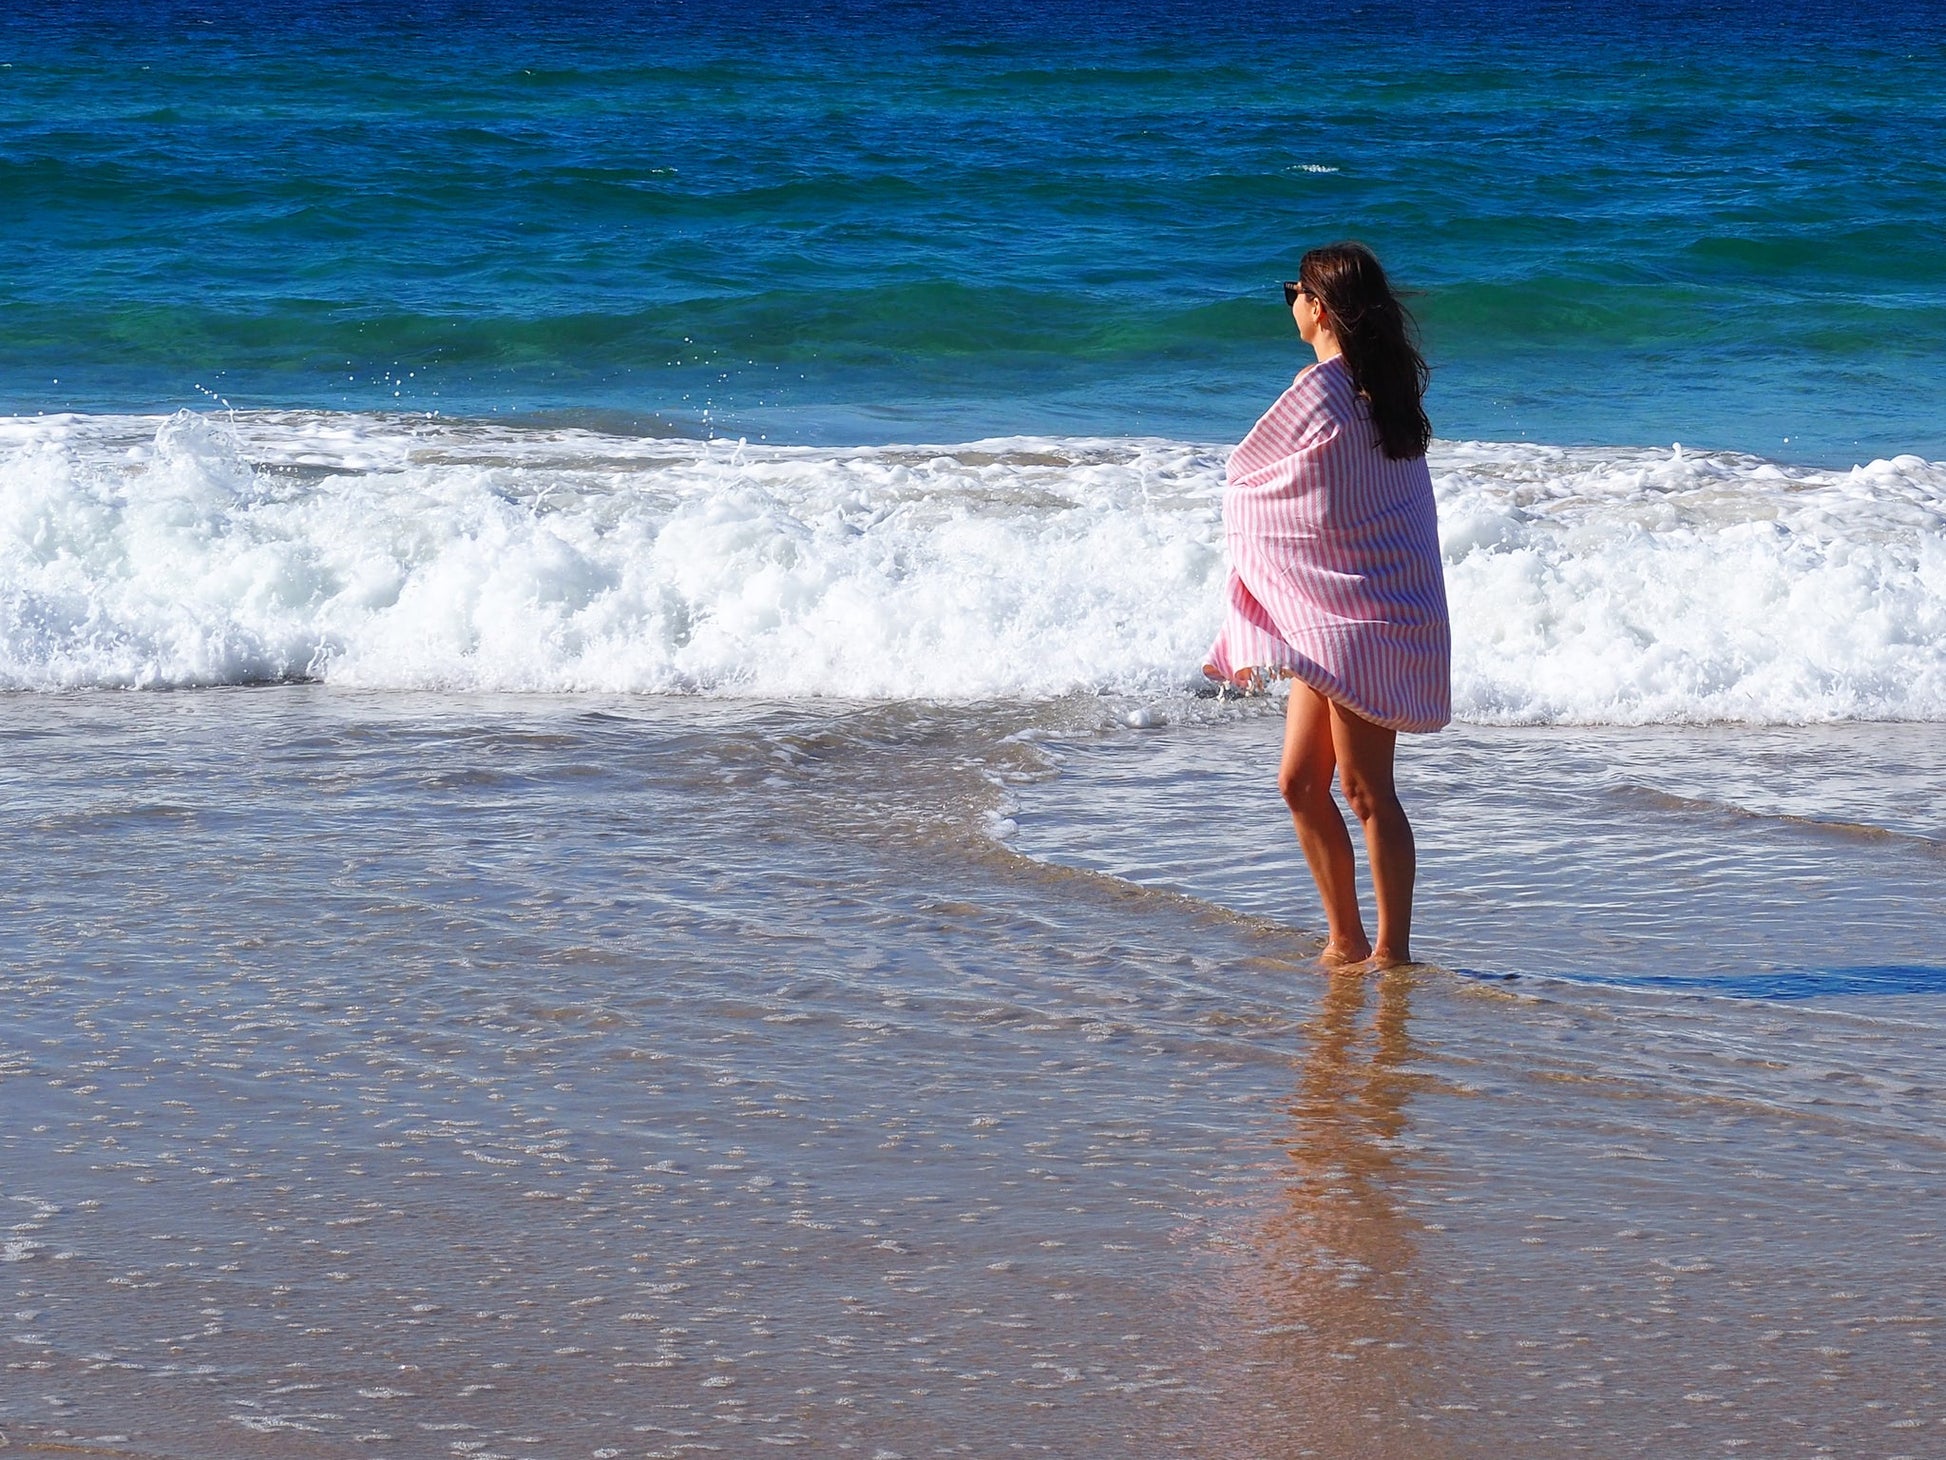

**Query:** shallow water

left=3, top=687, right=1940, bottom=1457
left=1013, top=710, right=1946, bottom=986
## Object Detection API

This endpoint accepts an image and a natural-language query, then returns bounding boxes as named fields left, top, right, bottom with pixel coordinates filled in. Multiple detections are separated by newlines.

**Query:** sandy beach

left=3, top=689, right=1940, bottom=1456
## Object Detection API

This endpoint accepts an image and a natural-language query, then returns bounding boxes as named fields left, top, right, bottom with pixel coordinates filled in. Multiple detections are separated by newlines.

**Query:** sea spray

left=2, top=411, right=1942, bottom=720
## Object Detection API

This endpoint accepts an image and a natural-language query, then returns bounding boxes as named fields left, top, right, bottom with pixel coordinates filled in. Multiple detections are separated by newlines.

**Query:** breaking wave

left=2, top=411, right=1941, bottom=721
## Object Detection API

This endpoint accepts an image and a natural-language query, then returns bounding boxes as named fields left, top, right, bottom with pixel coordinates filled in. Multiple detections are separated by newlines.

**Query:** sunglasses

left=1283, top=281, right=1311, bottom=307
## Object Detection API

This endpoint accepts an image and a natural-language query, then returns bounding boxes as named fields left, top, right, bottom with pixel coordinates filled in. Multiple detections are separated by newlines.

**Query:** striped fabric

left=1204, top=355, right=1452, bottom=733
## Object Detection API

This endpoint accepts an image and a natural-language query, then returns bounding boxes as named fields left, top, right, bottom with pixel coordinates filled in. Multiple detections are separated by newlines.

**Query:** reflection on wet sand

left=1196, top=966, right=1946, bottom=1459
left=1212, top=970, right=1449, bottom=1459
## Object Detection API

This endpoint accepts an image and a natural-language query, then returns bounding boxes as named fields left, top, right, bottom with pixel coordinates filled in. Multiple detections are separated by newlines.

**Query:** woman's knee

left=1279, top=763, right=1332, bottom=814
left=1338, top=769, right=1401, bottom=825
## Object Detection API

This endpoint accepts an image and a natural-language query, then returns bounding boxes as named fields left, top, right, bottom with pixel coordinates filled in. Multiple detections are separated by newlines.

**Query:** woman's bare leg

left=1327, top=700, right=1416, bottom=967
left=1279, top=681, right=1371, bottom=963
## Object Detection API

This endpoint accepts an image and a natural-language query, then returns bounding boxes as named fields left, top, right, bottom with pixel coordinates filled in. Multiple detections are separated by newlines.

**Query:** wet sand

left=1, top=689, right=1940, bottom=1456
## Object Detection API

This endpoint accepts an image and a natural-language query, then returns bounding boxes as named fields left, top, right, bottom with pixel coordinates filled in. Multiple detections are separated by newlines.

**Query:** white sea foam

left=1437, top=440, right=1946, bottom=722
left=1, top=411, right=1942, bottom=721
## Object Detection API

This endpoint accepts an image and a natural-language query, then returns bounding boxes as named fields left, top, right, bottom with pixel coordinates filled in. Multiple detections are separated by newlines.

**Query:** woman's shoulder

left=1299, top=354, right=1357, bottom=400
left=1268, top=356, right=1347, bottom=416
left=1266, top=358, right=1353, bottom=431
left=1230, top=365, right=1346, bottom=477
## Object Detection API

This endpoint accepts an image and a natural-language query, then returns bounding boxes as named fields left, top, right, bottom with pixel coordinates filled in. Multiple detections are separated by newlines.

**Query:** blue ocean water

left=5, top=0, right=1946, bottom=462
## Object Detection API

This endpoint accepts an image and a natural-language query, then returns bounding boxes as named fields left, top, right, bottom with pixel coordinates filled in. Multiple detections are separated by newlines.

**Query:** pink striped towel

left=1204, top=355, right=1452, bottom=733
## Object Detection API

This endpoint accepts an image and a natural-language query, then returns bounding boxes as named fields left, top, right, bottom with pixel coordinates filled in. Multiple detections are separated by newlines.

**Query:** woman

left=1205, top=242, right=1450, bottom=969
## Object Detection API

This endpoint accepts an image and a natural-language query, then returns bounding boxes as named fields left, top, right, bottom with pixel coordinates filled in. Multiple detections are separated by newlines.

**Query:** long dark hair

left=1299, top=242, right=1432, bottom=460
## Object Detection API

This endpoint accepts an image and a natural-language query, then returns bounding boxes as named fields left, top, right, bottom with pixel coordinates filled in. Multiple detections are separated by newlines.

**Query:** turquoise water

left=5, top=0, right=1945, bottom=461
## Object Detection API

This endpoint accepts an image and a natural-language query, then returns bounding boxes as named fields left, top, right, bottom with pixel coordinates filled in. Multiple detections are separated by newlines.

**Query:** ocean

left=2, top=1, right=1943, bottom=1456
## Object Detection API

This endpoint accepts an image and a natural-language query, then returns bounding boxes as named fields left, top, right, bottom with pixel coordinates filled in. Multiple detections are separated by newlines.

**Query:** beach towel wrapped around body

left=1205, top=355, right=1452, bottom=733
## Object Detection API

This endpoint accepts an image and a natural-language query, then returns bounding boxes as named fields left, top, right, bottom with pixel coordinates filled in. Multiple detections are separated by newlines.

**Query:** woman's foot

left=1368, top=944, right=1413, bottom=969
left=1320, top=936, right=1373, bottom=967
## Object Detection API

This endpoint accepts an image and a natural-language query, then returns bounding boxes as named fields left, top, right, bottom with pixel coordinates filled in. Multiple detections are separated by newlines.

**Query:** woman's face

left=1291, top=285, right=1329, bottom=345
